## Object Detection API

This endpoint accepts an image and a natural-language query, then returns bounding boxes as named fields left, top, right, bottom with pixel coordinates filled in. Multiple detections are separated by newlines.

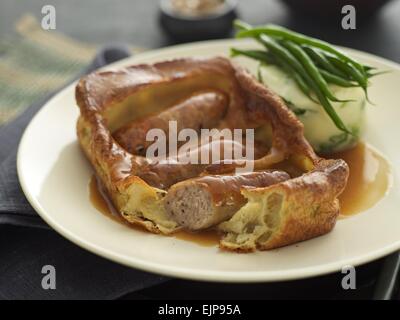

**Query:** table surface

left=1, top=0, right=399, bottom=300
left=1, top=0, right=400, bottom=63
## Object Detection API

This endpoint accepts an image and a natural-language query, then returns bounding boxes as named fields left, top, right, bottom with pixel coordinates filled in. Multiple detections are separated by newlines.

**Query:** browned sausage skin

left=137, top=139, right=271, bottom=189
left=113, top=91, right=228, bottom=155
left=136, top=139, right=243, bottom=190
left=164, top=170, right=290, bottom=230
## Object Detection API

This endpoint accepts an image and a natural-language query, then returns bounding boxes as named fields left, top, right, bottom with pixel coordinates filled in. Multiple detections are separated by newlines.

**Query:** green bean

left=363, top=65, right=376, bottom=72
left=276, top=54, right=319, bottom=102
left=293, top=73, right=320, bottom=103
left=281, top=97, right=310, bottom=116
left=312, top=83, right=352, bottom=134
left=323, top=52, right=367, bottom=87
left=235, top=21, right=366, bottom=75
left=257, top=35, right=305, bottom=75
left=366, top=69, right=390, bottom=78
left=302, top=46, right=348, bottom=79
left=232, top=46, right=318, bottom=102
left=273, top=53, right=318, bottom=103
left=230, top=48, right=275, bottom=64
left=234, top=21, right=320, bottom=102
left=257, top=63, right=264, bottom=83
left=253, top=43, right=350, bottom=100
left=234, top=20, right=252, bottom=31
left=320, top=69, right=358, bottom=87
left=280, top=40, right=352, bottom=103
left=230, top=20, right=384, bottom=133
left=257, top=35, right=321, bottom=99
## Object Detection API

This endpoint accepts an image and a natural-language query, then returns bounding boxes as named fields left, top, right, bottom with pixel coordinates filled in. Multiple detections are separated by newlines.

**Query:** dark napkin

left=0, top=46, right=167, bottom=299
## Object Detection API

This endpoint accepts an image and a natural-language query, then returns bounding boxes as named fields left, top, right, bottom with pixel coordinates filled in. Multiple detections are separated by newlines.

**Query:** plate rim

left=16, top=38, right=400, bottom=282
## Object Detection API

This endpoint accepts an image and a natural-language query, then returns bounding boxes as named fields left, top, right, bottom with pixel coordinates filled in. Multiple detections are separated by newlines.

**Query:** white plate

left=17, top=39, right=400, bottom=282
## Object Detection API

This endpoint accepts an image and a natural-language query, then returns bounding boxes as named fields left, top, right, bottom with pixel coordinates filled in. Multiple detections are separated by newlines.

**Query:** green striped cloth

left=0, top=15, right=141, bottom=125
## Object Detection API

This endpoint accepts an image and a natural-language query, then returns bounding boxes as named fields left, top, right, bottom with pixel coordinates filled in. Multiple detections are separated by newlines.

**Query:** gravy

left=89, top=175, right=122, bottom=223
left=328, top=143, right=391, bottom=216
left=174, top=229, right=220, bottom=247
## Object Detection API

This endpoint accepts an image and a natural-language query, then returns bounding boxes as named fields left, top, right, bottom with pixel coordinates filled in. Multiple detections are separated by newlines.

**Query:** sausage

left=113, top=91, right=228, bottom=155
left=137, top=139, right=243, bottom=189
left=163, top=170, right=290, bottom=230
left=138, top=139, right=270, bottom=189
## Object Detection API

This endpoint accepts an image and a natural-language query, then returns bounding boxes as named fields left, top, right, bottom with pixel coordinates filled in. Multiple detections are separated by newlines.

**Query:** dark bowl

left=159, top=0, right=238, bottom=42
left=281, top=0, right=393, bottom=19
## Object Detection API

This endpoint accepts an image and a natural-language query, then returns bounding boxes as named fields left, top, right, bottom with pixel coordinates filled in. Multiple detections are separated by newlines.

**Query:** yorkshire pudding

left=76, top=56, right=349, bottom=251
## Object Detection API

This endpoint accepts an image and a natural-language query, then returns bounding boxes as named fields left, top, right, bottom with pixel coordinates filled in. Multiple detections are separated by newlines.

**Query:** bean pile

left=232, top=20, right=384, bottom=134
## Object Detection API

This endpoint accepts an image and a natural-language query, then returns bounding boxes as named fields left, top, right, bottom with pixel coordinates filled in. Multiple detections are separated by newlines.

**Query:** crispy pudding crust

left=76, top=56, right=349, bottom=251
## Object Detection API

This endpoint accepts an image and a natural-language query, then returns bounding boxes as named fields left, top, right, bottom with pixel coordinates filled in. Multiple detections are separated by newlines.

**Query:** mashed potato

left=259, top=65, right=366, bottom=153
